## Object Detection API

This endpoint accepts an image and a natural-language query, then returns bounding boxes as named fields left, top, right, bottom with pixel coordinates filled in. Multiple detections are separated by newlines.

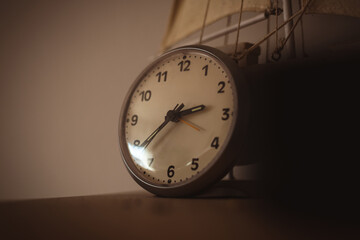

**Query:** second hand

left=179, top=118, right=200, bottom=131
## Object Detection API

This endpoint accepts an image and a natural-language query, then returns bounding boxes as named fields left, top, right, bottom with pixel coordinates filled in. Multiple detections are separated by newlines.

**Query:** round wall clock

left=118, top=45, right=249, bottom=197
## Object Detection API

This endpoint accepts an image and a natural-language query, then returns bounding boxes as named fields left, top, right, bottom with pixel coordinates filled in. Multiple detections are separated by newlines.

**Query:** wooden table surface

left=1, top=191, right=358, bottom=240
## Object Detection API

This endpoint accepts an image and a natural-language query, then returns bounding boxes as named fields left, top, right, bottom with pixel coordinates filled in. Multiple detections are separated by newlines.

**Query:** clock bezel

left=118, top=45, right=250, bottom=197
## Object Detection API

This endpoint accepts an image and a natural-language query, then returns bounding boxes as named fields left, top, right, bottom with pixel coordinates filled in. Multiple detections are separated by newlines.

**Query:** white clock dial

left=123, top=49, right=236, bottom=186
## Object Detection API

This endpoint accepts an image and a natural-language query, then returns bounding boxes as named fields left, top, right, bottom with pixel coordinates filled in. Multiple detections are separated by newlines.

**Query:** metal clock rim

left=118, top=45, right=250, bottom=197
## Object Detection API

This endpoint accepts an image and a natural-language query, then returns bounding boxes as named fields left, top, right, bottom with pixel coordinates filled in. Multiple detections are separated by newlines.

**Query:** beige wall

left=1, top=0, right=360, bottom=200
left=0, top=0, right=172, bottom=200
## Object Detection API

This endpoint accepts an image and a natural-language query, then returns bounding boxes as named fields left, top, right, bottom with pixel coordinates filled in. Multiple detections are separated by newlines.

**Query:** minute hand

left=139, top=119, right=169, bottom=148
left=179, top=105, right=206, bottom=117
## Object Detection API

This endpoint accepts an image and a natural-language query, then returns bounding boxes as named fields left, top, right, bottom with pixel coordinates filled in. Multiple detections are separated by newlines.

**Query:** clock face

left=119, top=46, right=244, bottom=196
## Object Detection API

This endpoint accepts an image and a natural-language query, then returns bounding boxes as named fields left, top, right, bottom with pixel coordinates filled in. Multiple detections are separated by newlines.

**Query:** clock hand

left=140, top=119, right=169, bottom=149
left=179, top=118, right=200, bottom=131
left=140, top=103, right=184, bottom=149
left=166, top=104, right=204, bottom=131
left=178, top=105, right=206, bottom=117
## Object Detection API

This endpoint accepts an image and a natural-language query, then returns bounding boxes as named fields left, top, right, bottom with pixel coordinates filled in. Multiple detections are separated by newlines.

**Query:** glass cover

left=123, top=49, right=236, bottom=186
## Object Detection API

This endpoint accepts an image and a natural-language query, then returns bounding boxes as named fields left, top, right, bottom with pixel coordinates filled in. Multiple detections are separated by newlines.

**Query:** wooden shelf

left=1, top=192, right=357, bottom=239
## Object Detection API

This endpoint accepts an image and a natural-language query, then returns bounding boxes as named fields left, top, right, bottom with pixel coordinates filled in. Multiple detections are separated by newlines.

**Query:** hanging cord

left=279, top=0, right=312, bottom=54
left=272, top=0, right=281, bottom=61
left=272, top=0, right=312, bottom=61
left=237, top=11, right=301, bottom=60
left=298, top=0, right=308, bottom=57
left=275, top=0, right=279, bottom=50
left=266, top=1, right=283, bottom=62
left=199, top=0, right=211, bottom=45
left=233, top=0, right=244, bottom=57
left=237, top=0, right=311, bottom=60
left=266, top=14, right=271, bottom=62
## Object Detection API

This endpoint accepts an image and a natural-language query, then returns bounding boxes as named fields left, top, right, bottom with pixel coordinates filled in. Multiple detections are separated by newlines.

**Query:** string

left=271, top=0, right=281, bottom=61
left=237, top=8, right=302, bottom=60
left=279, top=0, right=312, bottom=53
left=238, top=0, right=312, bottom=60
left=233, top=0, right=244, bottom=57
left=199, top=0, right=211, bottom=45
left=298, top=0, right=308, bottom=57
left=275, top=0, right=280, bottom=56
left=266, top=14, right=271, bottom=62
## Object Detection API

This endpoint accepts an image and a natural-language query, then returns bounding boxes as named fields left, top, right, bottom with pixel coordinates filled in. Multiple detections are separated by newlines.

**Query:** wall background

left=0, top=0, right=172, bottom=200
left=1, top=0, right=360, bottom=200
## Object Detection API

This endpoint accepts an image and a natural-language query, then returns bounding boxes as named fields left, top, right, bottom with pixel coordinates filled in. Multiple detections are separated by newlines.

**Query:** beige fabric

left=305, top=0, right=360, bottom=18
left=162, top=0, right=270, bottom=50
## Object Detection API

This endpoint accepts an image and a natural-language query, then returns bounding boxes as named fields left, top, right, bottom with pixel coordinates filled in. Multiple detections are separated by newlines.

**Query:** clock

left=118, top=45, right=249, bottom=197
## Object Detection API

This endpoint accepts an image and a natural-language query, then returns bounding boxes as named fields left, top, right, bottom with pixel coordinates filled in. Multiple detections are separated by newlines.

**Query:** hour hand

left=179, top=105, right=205, bottom=117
